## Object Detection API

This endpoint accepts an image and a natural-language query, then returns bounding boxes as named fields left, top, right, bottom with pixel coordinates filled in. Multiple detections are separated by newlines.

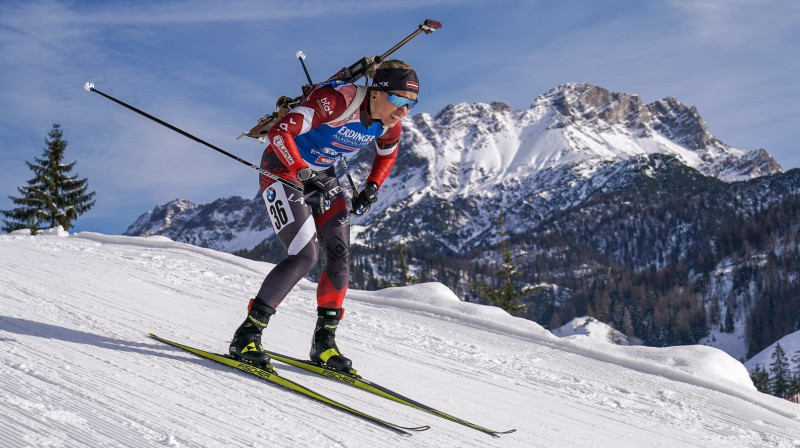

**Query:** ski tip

left=83, top=82, right=95, bottom=92
left=491, top=428, right=517, bottom=437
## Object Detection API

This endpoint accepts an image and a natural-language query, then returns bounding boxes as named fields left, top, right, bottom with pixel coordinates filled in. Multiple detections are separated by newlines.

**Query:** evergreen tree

left=622, top=307, right=635, bottom=342
left=790, top=350, right=800, bottom=399
left=769, top=343, right=791, bottom=398
left=750, top=364, right=770, bottom=394
left=789, top=373, right=800, bottom=400
left=472, top=211, right=541, bottom=314
left=2, top=124, right=96, bottom=232
left=380, top=243, right=419, bottom=287
left=723, top=306, right=735, bottom=333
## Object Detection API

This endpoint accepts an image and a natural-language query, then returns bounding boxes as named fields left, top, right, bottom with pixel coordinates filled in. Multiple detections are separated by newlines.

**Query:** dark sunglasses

left=385, top=92, right=418, bottom=110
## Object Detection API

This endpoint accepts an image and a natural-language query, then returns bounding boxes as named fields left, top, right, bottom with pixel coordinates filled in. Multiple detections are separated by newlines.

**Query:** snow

left=9, top=225, right=70, bottom=237
left=554, top=316, right=631, bottom=344
left=701, top=327, right=749, bottom=362
left=2, top=231, right=800, bottom=447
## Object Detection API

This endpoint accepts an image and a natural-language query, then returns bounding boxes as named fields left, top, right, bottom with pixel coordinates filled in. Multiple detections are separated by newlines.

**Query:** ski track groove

left=3, top=328, right=209, bottom=439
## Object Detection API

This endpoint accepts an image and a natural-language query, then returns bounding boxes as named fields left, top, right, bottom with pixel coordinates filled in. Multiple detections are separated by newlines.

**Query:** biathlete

left=229, top=60, right=419, bottom=374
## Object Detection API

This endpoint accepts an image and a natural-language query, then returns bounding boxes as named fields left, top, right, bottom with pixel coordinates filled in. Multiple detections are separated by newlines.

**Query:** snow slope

left=746, top=331, right=800, bottom=373
left=2, top=231, right=799, bottom=447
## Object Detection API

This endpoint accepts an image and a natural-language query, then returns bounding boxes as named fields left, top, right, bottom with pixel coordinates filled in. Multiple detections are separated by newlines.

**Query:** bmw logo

left=266, top=187, right=276, bottom=202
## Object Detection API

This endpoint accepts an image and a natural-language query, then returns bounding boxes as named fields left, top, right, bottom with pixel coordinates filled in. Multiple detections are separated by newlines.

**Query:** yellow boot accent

left=242, top=342, right=262, bottom=354
left=319, top=348, right=341, bottom=363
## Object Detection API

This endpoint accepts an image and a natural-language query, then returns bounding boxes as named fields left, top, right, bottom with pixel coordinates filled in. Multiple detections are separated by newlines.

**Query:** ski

left=263, top=349, right=516, bottom=437
left=148, top=334, right=430, bottom=435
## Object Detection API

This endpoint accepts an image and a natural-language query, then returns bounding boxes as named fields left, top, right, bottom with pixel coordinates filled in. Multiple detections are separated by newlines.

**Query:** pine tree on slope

left=750, top=364, right=770, bottom=394
left=769, top=343, right=791, bottom=398
left=2, top=124, right=96, bottom=232
left=472, top=211, right=542, bottom=314
left=789, top=349, right=800, bottom=399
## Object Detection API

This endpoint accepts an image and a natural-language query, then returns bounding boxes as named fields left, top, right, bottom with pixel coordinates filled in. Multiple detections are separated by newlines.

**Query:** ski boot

left=310, top=307, right=357, bottom=375
left=229, top=297, right=275, bottom=369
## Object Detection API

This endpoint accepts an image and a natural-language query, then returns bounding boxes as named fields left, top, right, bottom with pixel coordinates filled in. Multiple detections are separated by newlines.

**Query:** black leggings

left=255, top=151, right=351, bottom=310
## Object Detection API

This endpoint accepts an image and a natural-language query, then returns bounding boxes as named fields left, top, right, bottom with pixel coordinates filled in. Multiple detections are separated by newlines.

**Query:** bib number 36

left=263, top=185, right=296, bottom=232
left=270, top=200, right=289, bottom=230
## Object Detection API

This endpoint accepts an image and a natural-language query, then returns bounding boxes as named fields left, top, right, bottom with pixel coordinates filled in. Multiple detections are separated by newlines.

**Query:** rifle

left=237, top=19, right=442, bottom=143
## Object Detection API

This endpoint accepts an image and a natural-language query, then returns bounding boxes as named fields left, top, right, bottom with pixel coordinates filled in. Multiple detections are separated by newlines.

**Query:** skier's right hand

left=351, top=181, right=378, bottom=216
left=301, top=171, right=336, bottom=215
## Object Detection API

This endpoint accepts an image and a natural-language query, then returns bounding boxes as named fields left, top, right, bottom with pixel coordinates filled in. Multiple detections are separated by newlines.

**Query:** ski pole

left=340, top=155, right=371, bottom=215
left=296, top=51, right=314, bottom=85
left=339, top=155, right=359, bottom=193
left=375, top=19, right=442, bottom=66
left=83, top=82, right=298, bottom=190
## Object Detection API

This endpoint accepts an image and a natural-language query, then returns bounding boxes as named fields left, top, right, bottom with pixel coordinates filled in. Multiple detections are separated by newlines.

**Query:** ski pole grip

left=84, top=82, right=95, bottom=92
left=421, top=19, right=442, bottom=33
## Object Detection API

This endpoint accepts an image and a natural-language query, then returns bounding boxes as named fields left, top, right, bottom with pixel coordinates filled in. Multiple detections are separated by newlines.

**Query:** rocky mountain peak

left=125, top=198, right=196, bottom=236
left=536, top=83, right=722, bottom=147
left=540, top=82, right=649, bottom=127
left=647, top=97, right=715, bottom=150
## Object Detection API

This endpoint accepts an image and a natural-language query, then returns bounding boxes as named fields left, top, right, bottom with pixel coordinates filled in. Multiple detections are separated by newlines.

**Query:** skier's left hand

left=351, top=181, right=378, bottom=216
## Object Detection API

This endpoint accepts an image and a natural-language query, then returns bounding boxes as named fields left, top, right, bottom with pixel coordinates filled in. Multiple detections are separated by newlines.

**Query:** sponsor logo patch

left=335, top=127, right=376, bottom=145
left=321, top=146, right=338, bottom=156
left=315, top=155, right=336, bottom=165
left=286, top=192, right=306, bottom=204
left=331, top=141, right=360, bottom=151
left=317, top=98, right=333, bottom=115
left=271, top=135, right=295, bottom=165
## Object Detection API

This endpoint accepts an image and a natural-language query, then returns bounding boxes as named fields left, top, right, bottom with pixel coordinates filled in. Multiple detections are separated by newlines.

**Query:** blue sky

left=1, top=0, right=799, bottom=235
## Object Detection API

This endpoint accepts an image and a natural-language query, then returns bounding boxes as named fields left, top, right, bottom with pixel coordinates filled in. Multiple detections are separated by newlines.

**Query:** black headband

left=371, top=68, right=419, bottom=94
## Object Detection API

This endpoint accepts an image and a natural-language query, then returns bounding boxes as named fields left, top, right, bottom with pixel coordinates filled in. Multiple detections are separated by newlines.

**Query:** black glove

left=302, top=171, right=337, bottom=215
left=351, top=181, right=378, bottom=216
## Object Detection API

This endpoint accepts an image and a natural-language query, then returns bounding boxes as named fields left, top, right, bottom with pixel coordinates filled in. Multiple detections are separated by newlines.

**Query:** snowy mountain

left=349, top=82, right=781, bottom=252
left=124, top=195, right=270, bottom=252
left=125, top=83, right=781, bottom=254
left=2, top=230, right=800, bottom=447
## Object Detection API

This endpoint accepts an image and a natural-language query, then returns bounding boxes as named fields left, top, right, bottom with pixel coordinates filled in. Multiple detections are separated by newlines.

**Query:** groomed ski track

left=1, top=232, right=799, bottom=447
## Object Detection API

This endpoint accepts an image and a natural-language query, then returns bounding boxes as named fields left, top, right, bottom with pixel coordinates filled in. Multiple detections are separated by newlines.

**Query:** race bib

left=263, top=185, right=296, bottom=232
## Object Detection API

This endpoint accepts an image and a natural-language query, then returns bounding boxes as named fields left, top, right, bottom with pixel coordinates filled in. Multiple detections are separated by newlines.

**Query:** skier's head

left=369, top=60, right=419, bottom=95
left=368, top=59, right=418, bottom=127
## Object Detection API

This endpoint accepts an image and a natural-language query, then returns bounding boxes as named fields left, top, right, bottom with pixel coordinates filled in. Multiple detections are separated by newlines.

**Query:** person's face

left=370, top=90, right=418, bottom=127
